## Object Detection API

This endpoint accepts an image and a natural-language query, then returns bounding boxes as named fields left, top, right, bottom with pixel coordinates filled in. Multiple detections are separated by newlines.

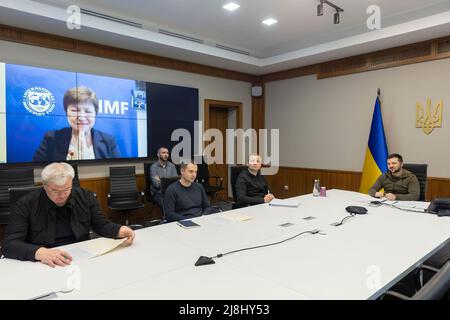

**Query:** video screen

left=0, top=63, right=148, bottom=163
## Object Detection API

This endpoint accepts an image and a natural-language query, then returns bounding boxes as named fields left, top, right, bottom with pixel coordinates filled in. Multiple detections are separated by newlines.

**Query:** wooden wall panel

left=265, top=167, right=450, bottom=202
left=0, top=24, right=256, bottom=83
left=265, top=167, right=361, bottom=199
left=261, top=35, right=450, bottom=81
left=428, top=178, right=450, bottom=200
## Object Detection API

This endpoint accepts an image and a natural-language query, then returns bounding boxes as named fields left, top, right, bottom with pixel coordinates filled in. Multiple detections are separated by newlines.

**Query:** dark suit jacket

left=2, top=187, right=122, bottom=261
left=33, top=127, right=121, bottom=162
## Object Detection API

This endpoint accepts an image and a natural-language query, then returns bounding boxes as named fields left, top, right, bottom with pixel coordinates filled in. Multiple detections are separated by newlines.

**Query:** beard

left=390, top=167, right=401, bottom=174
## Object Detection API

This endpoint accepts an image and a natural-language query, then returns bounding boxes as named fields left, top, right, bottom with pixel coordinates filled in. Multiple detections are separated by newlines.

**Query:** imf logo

left=22, top=87, right=56, bottom=116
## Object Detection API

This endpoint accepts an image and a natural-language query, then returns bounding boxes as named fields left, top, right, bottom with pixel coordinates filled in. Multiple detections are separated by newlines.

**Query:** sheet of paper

left=65, top=247, right=96, bottom=262
left=269, top=199, right=300, bottom=207
left=390, top=201, right=430, bottom=210
left=65, top=238, right=127, bottom=260
left=207, top=216, right=234, bottom=227
left=220, top=212, right=253, bottom=222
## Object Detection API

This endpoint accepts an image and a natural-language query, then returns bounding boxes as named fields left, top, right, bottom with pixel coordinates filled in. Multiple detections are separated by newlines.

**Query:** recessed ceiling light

left=262, top=18, right=277, bottom=26
left=223, top=2, right=240, bottom=11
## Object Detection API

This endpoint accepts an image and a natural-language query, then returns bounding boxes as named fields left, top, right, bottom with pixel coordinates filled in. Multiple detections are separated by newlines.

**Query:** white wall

left=266, top=58, right=450, bottom=178
left=0, top=40, right=252, bottom=180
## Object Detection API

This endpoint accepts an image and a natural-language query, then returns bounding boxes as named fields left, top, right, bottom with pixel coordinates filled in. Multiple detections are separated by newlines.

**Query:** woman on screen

left=33, top=86, right=121, bottom=161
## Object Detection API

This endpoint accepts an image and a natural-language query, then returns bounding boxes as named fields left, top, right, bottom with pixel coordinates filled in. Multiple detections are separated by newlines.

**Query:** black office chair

left=107, top=166, right=145, bottom=229
left=143, top=161, right=156, bottom=203
left=403, top=163, right=428, bottom=201
left=196, top=161, right=223, bottom=201
left=0, top=168, right=35, bottom=225
left=9, top=186, right=42, bottom=207
left=160, top=176, right=180, bottom=220
left=230, top=165, right=248, bottom=209
left=383, top=261, right=450, bottom=300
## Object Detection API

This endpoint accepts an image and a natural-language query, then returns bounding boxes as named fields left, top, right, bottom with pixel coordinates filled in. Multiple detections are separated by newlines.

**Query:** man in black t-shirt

left=163, top=160, right=215, bottom=222
left=235, top=154, right=274, bottom=206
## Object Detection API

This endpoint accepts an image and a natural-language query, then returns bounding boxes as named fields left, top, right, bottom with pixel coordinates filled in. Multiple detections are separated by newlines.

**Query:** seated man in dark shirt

left=235, top=154, right=274, bottom=206
left=2, top=162, right=135, bottom=268
left=163, top=160, right=216, bottom=222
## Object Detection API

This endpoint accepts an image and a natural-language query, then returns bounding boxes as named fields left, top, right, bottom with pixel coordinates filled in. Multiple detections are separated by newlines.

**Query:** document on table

left=220, top=211, right=254, bottom=222
left=269, top=198, right=300, bottom=208
left=65, top=238, right=127, bottom=262
left=386, top=201, right=429, bottom=210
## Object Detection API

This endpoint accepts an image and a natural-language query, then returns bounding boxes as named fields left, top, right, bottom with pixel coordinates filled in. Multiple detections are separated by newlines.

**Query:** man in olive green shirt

left=369, top=153, right=420, bottom=201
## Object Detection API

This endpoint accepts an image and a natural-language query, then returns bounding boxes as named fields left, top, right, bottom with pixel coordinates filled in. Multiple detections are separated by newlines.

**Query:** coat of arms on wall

left=416, top=98, right=443, bottom=135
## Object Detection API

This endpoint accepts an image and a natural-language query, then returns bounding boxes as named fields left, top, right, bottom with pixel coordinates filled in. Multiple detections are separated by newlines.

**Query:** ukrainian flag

left=359, top=92, right=388, bottom=194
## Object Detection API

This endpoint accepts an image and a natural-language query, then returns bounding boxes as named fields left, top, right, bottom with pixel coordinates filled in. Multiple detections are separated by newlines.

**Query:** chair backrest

left=71, top=163, right=81, bottom=188
left=196, top=161, right=210, bottom=182
left=0, top=168, right=35, bottom=215
left=9, top=186, right=42, bottom=209
left=143, top=161, right=156, bottom=202
left=413, top=261, right=450, bottom=300
left=230, top=165, right=248, bottom=202
left=160, top=176, right=180, bottom=197
left=109, top=166, right=139, bottom=203
left=403, top=163, right=428, bottom=201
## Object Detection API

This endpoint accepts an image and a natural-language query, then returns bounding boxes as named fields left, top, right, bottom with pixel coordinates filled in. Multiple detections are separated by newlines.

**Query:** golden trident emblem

left=416, top=98, right=443, bottom=135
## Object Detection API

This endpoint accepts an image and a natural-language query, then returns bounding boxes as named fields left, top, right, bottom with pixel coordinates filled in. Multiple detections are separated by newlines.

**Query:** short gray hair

left=41, top=162, right=75, bottom=186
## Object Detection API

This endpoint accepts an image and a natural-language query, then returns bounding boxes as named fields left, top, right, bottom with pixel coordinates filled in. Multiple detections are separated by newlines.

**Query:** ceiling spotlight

left=223, top=2, right=240, bottom=11
left=262, top=18, right=278, bottom=26
left=334, top=11, right=340, bottom=24
left=317, top=3, right=324, bottom=16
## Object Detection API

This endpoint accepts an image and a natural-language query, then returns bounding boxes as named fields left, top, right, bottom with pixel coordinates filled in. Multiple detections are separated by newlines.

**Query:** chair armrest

left=383, top=291, right=411, bottom=300
left=208, top=176, right=223, bottom=188
left=419, top=265, right=440, bottom=274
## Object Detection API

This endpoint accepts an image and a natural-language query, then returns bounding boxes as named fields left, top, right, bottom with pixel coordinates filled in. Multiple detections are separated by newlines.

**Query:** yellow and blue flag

left=359, top=93, right=388, bottom=194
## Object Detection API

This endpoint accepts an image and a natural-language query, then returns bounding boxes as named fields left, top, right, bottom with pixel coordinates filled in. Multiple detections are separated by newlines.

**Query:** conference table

left=0, top=189, right=449, bottom=300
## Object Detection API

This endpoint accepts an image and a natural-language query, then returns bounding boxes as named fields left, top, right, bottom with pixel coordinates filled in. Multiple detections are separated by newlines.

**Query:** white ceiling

left=1, top=0, right=450, bottom=75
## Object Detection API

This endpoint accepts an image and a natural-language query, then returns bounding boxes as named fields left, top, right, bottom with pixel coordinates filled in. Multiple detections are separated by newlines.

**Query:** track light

left=316, top=0, right=344, bottom=24
left=334, top=11, right=340, bottom=24
left=317, top=1, right=324, bottom=16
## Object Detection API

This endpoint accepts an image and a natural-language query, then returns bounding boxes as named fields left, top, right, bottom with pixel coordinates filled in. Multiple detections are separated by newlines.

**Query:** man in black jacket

left=2, top=162, right=134, bottom=267
left=235, top=154, right=274, bottom=206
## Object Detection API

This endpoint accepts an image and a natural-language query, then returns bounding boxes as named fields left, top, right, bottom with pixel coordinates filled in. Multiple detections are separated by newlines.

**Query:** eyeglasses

left=47, top=187, right=72, bottom=196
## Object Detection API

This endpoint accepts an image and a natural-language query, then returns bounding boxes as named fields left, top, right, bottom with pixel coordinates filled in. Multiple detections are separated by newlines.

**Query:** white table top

left=1, top=189, right=449, bottom=300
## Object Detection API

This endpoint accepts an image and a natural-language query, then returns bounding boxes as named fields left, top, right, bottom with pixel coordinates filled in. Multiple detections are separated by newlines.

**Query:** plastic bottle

left=313, top=179, right=320, bottom=196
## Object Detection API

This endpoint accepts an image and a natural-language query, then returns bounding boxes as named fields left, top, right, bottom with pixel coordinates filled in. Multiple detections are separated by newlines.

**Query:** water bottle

left=313, top=179, right=320, bottom=196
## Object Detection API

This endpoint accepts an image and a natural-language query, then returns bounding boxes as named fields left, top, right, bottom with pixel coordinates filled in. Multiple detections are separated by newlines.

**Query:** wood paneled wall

left=261, top=35, right=450, bottom=82
left=0, top=24, right=255, bottom=83
left=2, top=25, right=448, bottom=85
left=265, top=166, right=450, bottom=202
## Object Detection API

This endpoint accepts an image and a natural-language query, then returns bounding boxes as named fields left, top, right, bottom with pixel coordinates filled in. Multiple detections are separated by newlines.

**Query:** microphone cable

left=210, top=228, right=324, bottom=260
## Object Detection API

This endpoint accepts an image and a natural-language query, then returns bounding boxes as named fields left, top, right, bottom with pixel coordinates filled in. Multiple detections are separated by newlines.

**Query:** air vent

left=80, top=9, right=142, bottom=28
left=215, top=44, right=250, bottom=56
left=158, top=29, right=204, bottom=44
